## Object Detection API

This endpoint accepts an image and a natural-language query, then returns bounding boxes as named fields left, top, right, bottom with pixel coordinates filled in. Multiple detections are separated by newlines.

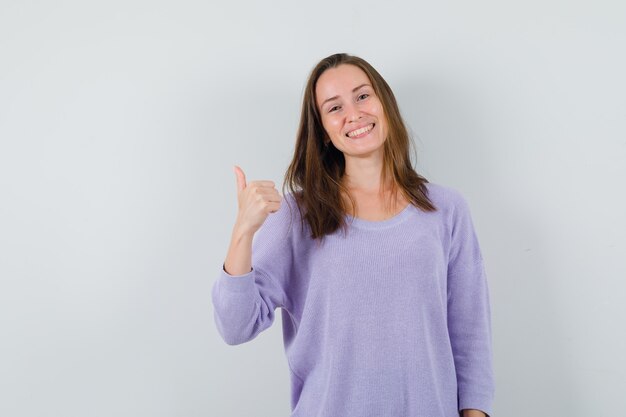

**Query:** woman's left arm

left=446, top=191, right=495, bottom=416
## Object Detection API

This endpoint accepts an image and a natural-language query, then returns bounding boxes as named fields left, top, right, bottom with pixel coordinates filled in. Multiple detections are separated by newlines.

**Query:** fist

left=233, top=165, right=282, bottom=235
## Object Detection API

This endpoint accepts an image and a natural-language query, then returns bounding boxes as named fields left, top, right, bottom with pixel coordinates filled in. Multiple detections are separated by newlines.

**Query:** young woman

left=212, top=53, right=495, bottom=417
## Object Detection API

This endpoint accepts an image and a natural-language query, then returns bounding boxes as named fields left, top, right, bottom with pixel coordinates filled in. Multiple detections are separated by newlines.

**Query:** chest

left=345, top=193, right=409, bottom=222
left=306, top=221, right=448, bottom=316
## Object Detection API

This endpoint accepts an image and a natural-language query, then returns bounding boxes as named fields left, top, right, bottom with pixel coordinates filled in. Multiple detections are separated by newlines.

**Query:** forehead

left=315, top=64, right=371, bottom=106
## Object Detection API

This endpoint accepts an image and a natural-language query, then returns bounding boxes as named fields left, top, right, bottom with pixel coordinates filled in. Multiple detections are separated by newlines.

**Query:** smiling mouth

left=346, top=123, right=375, bottom=138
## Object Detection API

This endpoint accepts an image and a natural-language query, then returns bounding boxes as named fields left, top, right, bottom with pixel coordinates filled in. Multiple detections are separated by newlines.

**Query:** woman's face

left=315, top=64, right=388, bottom=157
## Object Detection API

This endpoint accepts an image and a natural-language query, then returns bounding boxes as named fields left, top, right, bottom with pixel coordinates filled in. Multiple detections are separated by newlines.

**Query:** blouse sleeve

left=446, top=191, right=495, bottom=416
left=211, top=194, right=296, bottom=346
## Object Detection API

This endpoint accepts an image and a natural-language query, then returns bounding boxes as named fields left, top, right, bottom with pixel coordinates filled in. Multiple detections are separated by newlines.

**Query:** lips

left=345, top=123, right=375, bottom=138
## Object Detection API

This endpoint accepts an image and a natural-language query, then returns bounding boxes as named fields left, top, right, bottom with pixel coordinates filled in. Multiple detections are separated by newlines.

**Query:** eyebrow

left=320, top=83, right=371, bottom=108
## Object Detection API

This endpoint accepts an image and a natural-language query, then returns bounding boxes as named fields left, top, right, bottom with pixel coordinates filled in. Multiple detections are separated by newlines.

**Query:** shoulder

left=422, top=181, right=470, bottom=214
left=280, top=191, right=304, bottom=223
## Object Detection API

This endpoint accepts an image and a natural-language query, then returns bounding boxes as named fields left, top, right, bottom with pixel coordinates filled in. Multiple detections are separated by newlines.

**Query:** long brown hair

left=282, top=52, right=436, bottom=243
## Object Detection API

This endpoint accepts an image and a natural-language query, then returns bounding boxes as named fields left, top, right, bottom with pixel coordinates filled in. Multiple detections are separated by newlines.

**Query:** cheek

left=374, top=109, right=388, bottom=137
left=372, top=102, right=384, bottom=116
left=372, top=103, right=387, bottom=128
left=326, top=117, right=343, bottom=133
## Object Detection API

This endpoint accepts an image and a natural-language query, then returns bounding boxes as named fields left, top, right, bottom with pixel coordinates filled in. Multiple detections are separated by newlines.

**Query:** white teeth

left=347, top=123, right=374, bottom=137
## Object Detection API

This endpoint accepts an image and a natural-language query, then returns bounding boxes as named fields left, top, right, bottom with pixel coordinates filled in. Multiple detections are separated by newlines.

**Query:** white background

left=1, top=1, right=624, bottom=416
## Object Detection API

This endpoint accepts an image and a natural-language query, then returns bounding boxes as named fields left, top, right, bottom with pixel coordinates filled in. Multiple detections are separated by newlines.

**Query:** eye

left=329, top=105, right=340, bottom=113
left=358, top=93, right=369, bottom=100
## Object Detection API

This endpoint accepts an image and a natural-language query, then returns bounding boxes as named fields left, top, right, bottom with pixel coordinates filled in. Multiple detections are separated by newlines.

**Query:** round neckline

left=344, top=203, right=414, bottom=229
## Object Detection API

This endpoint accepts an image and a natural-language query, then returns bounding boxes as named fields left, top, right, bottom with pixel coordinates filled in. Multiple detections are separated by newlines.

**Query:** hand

left=462, top=409, right=487, bottom=417
left=233, top=165, right=282, bottom=236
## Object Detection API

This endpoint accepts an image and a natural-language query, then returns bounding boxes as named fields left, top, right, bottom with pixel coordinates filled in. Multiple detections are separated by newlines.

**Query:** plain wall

left=1, top=1, right=624, bottom=416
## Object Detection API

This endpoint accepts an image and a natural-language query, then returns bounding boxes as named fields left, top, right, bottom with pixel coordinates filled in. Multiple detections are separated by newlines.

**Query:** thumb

left=233, top=165, right=246, bottom=192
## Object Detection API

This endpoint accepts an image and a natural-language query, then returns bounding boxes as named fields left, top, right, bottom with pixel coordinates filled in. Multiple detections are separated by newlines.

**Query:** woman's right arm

left=223, top=223, right=254, bottom=276
left=223, top=164, right=280, bottom=276
left=211, top=165, right=291, bottom=345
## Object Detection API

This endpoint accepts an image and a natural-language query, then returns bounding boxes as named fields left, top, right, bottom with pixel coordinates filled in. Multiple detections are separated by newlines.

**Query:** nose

left=346, top=103, right=361, bottom=122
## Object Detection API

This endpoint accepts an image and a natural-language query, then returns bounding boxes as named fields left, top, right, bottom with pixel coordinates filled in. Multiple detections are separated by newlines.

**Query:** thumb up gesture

left=233, top=165, right=283, bottom=236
